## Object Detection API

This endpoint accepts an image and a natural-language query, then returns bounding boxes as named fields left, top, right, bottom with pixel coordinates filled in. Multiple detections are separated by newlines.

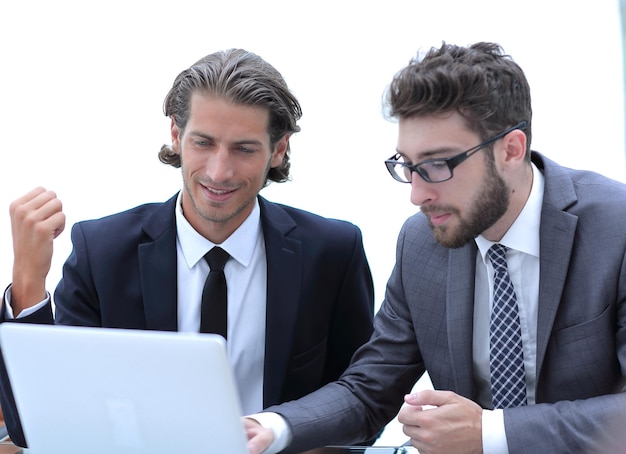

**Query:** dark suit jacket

left=268, top=152, right=626, bottom=454
left=0, top=195, right=374, bottom=447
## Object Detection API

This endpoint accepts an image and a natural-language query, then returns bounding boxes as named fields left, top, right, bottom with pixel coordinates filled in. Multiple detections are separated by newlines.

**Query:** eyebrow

left=188, top=131, right=265, bottom=147
left=396, top=146, right=462, bottom=161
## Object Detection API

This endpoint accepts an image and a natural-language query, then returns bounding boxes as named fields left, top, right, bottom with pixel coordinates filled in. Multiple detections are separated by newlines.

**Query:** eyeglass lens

left=391, top=159, right=451, bottom=183
left=414, top=161, right=449, bottom=183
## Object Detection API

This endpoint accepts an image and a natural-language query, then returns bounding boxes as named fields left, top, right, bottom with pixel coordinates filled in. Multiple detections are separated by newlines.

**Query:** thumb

left=405, top=389, right=457, bottom=407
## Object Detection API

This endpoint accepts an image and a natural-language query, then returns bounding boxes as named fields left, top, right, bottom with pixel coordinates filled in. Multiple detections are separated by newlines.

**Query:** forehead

left=186, top=92, right=271, bottom=138
left=397, top=113, right=479, bottom=158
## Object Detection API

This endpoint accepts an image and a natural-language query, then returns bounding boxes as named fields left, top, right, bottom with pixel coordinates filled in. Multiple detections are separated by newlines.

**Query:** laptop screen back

left=0, top=323, right=248, bottom=454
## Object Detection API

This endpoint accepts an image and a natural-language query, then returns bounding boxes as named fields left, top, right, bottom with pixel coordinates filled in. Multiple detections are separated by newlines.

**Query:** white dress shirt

left=175, top=193, right=267, bottom=415
left=475, top=163, right=543, bottom=453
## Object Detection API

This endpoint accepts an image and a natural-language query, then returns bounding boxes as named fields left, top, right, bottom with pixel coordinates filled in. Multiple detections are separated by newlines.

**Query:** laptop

left=0, top=323, right=249, bottom=454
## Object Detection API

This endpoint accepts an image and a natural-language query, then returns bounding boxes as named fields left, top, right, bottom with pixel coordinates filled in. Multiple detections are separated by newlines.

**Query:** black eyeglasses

left=384, top=121, right=528, bottom=184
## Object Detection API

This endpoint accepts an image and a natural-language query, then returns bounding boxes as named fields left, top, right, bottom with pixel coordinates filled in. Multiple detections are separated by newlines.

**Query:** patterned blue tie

left=488, top=244, right=527, bottom=409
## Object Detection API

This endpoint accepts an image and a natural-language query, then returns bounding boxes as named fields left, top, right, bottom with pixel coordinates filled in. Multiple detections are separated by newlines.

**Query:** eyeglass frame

left=384, top=121, right=528, bottom=184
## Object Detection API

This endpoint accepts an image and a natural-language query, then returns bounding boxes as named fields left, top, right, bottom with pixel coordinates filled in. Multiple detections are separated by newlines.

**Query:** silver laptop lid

left=0, top=323, right=248, bottom=454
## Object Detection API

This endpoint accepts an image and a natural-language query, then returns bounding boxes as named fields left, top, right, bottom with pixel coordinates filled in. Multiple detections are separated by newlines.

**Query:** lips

left=424, top=211, right=451, bottom=226
left=202, top=184, right=236, bottom=201
left=206, top=187, right=234, bottom=195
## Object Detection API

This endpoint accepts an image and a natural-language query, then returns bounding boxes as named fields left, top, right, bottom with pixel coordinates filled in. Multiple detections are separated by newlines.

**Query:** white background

left=1, top=0, right=625, bottom=446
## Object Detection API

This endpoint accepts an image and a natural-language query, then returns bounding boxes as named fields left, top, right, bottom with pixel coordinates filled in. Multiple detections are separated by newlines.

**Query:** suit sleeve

left=52, top=222, right=102, bottom=326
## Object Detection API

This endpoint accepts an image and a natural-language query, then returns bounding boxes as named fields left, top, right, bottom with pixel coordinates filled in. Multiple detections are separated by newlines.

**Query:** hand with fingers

left=244, top=417, right=275, bottom=454
left=399, top=390, right=483, bottom=454
left=9, top=187, right=65, bottom=315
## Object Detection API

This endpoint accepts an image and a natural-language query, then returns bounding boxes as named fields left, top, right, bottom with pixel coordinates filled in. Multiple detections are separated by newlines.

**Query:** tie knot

left=205, top=247, right=230, bottom=271
left=487, top=243, right=509, bottom=273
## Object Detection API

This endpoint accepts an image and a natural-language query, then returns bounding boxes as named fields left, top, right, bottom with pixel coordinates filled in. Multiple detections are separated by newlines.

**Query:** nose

left=206, top=147, right=234, bottom=183
left=409, top=173, right=435, bottom=206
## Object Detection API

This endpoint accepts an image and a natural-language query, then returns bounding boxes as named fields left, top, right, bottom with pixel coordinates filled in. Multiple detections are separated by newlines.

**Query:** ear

left=500, top=129, right=527, bottom=166
left=270, top=134, right=290, bottom=167
left=170, top=117, right=181, bottom=154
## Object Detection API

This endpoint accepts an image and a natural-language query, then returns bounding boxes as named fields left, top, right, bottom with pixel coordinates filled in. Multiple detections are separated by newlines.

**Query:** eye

left=238, top=146, right=256, bottom=154
left=191, top=137, right=214, bottom=148
left=428, top=160, right=448, bottom=169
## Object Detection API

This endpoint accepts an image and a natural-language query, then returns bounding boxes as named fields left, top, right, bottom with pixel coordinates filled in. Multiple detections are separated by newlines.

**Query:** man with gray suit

left=246, top=42, right=626, bottom=454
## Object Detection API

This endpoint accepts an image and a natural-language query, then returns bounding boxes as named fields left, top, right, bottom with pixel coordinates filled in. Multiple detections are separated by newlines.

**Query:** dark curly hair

left=384, top=42, right=532, bottom=159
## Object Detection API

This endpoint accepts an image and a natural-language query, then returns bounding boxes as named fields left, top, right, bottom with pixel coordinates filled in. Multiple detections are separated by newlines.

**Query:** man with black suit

left=246, top=42, right=626, bottom=454
left=1, top=49, right=374, bottom=448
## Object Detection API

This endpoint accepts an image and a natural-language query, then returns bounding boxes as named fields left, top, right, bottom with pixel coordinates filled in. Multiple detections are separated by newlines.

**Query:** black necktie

left=200, top=247, right=230, bottom=339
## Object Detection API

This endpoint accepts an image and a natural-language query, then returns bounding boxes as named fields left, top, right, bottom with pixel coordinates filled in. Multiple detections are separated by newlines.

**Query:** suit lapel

left=446, top=244, right=478, bottom=398
left=445, top=154, right=579, bottom=400
left=137, top=195, right=179, bottom=331
left=533, top=153, right=578, bottom=379
left=258, top=198, right=302, bottom=407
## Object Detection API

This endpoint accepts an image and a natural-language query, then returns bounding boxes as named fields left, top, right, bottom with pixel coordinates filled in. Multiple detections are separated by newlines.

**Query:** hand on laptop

left=244, top=417, right=274, bottom=454
left=9, top=187, right=65, bottom=315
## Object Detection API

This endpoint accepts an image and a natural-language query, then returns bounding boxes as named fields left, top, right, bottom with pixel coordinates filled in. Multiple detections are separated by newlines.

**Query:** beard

left=424, top=157, right=510, bottom=249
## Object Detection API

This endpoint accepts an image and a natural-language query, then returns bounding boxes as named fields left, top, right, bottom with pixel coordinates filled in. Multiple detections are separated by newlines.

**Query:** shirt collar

left=175, top=191, right=262, bottom=268
left=475, top=162, right=544, bottom=263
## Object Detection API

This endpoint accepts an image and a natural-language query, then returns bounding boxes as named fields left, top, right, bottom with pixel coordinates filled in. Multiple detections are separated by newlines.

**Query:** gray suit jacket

left=268, top=152, right=626, bottom=454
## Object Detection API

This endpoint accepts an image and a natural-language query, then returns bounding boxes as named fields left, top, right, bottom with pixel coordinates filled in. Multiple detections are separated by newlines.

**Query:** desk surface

left=313, top=448, right=418, bottom=453
left=0, top=443, right=418, bottom=454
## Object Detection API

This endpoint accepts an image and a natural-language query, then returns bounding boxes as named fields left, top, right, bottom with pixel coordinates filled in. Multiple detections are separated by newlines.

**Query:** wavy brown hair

left=159, top=49, right=302, bottom=183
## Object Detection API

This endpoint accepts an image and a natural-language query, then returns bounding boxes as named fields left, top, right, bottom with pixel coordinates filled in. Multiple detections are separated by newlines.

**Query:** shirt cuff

left=482, top=409, right=509, bottom=454
left=247, top=411, right=292, bottom=454
left=3, top=285, right=50, bottom=319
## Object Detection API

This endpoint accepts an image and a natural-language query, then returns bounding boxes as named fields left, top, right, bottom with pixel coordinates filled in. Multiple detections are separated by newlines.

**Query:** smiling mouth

left=200, top=183, right=237, bottom=201
left=206, top=186, right=235, bottom=195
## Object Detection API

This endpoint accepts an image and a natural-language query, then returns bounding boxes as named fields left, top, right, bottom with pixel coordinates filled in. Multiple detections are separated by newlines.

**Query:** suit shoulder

left=262, top=200, right=364, bottom=246
left=550, top=164, right=626, bottom=219
left=74, top=196, right=176, bottom=234
left=571, top=171, right=626, bottom=205
left=84, top=202, right=164, bottom=221
left=399, top=211, right=442, bottom=250
left=400, top=210, right=432, bottom=236
left=536, top=151, right=626, bottom=209
left=270, top=201, right=360, bottom=228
